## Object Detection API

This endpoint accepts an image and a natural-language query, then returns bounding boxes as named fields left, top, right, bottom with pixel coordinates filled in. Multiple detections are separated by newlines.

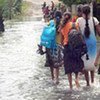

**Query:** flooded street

left=0, top=16, right=100, bottom=100
left=0, top=0, right=100, bottom=99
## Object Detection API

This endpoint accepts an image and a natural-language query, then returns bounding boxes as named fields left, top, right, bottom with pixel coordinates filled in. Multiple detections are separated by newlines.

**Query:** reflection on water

left=0, top=17, right=100, bottom=100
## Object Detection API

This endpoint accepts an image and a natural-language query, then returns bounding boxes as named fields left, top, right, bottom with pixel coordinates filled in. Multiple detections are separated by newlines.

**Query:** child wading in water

left=60, top=12, right=84, bottom=90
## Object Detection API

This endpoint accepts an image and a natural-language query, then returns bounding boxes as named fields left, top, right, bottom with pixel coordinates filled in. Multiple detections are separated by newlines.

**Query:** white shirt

left=76, top=17, right=99, bottom=35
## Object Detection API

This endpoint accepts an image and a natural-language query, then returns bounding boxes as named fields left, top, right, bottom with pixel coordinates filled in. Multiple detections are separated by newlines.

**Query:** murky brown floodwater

left=0, top=17, right=100, bottom=100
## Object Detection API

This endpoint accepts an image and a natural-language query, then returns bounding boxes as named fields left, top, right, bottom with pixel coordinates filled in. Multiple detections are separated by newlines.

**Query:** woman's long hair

left=54, top=10, right=62, bottom=32
left=77, top=4, right=83, bottom=17
left=82, top=5, right=90, bottom=38
left=61, top=12, right=71, bottom=28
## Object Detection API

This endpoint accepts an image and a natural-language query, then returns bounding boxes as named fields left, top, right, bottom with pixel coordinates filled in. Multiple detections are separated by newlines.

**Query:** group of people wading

left=37, top=1, right=100, bottom=91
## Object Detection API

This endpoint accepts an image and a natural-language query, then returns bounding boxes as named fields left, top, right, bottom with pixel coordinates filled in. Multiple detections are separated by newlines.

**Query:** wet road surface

left=0, top=17, right=100, bottom=100
left=0, top=19, right=45, bottom=100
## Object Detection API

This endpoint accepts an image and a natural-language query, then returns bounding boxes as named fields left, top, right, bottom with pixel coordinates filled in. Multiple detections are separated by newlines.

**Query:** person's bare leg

left=84, top=70, right=90, bottom=86
left=54, top=68, right=59, bottom=84
left=75, top=73, right=80, bottom=88
left=67, top=73, right=73, bottom=89
left=94, top=50, right=100, bottom=66
left=50, top=67, right=54, bottom=80
left=90, top=70, right=94, bottom=83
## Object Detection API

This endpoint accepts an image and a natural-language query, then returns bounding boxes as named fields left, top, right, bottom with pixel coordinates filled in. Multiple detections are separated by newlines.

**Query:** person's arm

left=94, top=49, right=100, bottom=66
left=57, top=26, right=64, bottom=45
left=60, top=33, right=64, bottom=45
left=94, top=17, right=100, bottom=36
left=96, top=24, right=100, bottom=36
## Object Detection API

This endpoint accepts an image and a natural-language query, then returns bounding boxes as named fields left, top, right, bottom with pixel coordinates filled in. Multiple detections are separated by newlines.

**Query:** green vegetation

left=21, top=1, right=32, bottom=16
left=0, top=0, right=33, bottom=20
left=0, top=0, right=5, bottom=15
left=59, top=0, right=100, bottom=6
left=97, top=0, right=100, bottom=3
left=0, top=0, right=22, bottom=19
left=0, top=0, right=5, bottom=8
left=97, top=35, right=100, bottom=41
left=12, top=1, right=32, bottom=20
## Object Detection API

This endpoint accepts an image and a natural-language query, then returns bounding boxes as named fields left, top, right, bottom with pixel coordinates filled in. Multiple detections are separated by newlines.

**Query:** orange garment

left=61, top=21, right=79, bottom=45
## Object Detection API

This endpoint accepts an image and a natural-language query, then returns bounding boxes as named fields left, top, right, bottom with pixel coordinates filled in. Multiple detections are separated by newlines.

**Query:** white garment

left=76, top=17, right=99, bottom=35
left=76, top=17, right=99, bottom=71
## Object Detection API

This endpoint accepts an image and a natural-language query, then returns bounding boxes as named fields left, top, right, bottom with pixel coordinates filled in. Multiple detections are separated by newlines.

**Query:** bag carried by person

left=40, top=20, right=56, bottom=49
left=68, top=23, right=88, bottom=59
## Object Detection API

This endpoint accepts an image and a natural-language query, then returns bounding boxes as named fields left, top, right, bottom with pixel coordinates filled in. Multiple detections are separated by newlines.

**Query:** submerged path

left=0, top=0, right=100, bottom=100
left=0, top=16, right=100, bottom=100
